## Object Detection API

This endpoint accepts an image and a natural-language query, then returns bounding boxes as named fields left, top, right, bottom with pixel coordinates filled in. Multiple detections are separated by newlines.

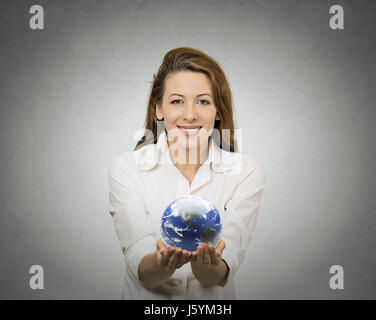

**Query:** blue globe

left=160, top=195, right=222, bottom=252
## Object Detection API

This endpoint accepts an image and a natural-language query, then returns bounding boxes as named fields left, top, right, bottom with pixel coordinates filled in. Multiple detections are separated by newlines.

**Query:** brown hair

left=134, top=47, right=238, bottom=152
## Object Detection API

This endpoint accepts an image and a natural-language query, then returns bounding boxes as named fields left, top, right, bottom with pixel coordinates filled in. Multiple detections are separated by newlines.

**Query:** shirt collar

left=138, top=130, right=241, bottom=173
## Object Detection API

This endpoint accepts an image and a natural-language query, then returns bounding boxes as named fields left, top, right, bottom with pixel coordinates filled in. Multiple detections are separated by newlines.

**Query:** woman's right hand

left=156, top=238, right=192, bottom=271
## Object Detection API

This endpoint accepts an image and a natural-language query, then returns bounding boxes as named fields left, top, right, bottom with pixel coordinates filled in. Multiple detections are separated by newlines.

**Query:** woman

left=108, top=47, right=266, bottom=299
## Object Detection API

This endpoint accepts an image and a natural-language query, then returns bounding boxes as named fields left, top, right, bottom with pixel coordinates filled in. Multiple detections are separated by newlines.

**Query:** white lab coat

left=108, top=130, right=266, bottom=299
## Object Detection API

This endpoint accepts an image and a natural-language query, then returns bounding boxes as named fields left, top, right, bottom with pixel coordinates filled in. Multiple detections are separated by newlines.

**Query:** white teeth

left=179, top=127, right=201, bottom=132
left=182, top=128, right=199, bottom=132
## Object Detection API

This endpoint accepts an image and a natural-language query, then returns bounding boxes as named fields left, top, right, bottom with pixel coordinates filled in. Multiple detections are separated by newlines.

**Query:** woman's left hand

left=191, top=240, right=226, bottom=267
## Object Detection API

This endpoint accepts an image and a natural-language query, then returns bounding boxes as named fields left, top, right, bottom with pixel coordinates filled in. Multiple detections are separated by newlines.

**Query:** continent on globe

left=200, top=227, right=218, bottom=244
left=160, top=195, right=222, bottom=252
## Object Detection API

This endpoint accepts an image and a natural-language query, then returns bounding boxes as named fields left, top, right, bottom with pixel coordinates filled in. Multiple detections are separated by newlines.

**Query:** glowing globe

left=160, top=195, right=222, bottom=252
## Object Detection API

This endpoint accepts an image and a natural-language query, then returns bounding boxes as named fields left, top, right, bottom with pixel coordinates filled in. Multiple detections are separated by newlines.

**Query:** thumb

left=215, top=240, right=226, bottom=256
left=157, top=238, right=167, bottom=254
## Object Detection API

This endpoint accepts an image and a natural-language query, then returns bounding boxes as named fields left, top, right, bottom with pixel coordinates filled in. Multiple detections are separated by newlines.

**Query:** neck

left=167, top=137, right=211, bottom=168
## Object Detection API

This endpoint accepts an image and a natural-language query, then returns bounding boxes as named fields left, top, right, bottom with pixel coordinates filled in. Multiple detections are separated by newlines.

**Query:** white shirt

left=107, top=130, right=266, bottom=300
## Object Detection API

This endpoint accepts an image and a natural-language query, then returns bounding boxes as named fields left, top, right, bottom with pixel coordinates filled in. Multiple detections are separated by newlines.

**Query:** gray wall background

left=0, top=0, right=375, bottom=299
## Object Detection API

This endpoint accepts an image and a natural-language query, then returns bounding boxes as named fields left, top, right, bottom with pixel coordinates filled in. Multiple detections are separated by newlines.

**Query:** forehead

left=164, top=71, right=212, bottom=95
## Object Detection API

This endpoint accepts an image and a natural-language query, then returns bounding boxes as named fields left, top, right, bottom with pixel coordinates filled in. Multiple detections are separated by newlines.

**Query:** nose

left=183, top=102, right=198, bottom=121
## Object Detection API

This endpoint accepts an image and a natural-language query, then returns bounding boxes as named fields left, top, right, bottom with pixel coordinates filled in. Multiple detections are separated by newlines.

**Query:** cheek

left=202, top=112, right=217, bottom=127
left=165, top=117, right=179, bottom=127
left=163, top=108, right=181, bottom=123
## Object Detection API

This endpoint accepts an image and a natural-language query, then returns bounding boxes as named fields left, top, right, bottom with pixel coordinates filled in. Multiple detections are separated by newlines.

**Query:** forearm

left=191, top=259, right=229, bottom=288
left=138, top=251, right=174, bottom=289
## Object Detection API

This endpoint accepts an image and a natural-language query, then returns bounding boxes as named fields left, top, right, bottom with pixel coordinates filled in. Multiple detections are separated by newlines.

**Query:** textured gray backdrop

left=0, top=0, right=375, bottom=299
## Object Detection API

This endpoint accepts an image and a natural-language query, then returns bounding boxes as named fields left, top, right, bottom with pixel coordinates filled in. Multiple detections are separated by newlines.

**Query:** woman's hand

left=156, top=238, right=192, bottom=271
left=191, top=240, right=226, bottom=267
left=190, top=240, right=227, bottom=288
left=138, top=239, right=192, bottom=289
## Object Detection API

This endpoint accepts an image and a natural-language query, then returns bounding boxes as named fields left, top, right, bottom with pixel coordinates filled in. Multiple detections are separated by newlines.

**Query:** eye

left=171, top=99, right=183, bottom=104
left=198, top=99, right=210, bottom=105
left=170, top=99, right=210, bottom=105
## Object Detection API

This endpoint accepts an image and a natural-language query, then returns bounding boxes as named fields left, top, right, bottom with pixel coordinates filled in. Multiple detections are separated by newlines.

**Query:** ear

left=155, top=104, right=164, bottom=121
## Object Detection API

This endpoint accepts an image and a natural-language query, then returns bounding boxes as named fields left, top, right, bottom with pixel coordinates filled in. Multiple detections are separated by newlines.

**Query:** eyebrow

left=168, top=93, right=212, bottom=98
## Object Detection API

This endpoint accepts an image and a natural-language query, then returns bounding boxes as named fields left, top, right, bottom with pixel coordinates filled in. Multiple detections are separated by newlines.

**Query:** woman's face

left=156, top=71, right=220, bottom=154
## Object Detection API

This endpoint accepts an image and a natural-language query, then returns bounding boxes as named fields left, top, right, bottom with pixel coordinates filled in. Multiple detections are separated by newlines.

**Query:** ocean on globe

left=160, top=195, right=222, bottom=252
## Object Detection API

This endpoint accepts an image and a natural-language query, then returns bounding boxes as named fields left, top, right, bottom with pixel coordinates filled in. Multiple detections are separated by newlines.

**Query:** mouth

left=177, top=125, right=202, bottom=136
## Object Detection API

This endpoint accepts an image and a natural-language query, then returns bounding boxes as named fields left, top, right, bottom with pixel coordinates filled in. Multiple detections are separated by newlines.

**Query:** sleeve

left=218, top=165, right=266, bottom=287
left=108, top=153, right=157, bottom=284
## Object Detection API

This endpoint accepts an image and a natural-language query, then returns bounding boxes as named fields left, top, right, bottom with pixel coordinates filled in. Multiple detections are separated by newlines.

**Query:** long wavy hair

left=134, top=47, right=238, bottom=152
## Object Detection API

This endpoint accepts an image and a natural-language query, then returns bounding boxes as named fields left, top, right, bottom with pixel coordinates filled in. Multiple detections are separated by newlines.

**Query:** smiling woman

left=155, top=71, right=220, bottom=166
left=135, top=47, right=237, bottom=154
left=108, top=47, right=266, bottom=300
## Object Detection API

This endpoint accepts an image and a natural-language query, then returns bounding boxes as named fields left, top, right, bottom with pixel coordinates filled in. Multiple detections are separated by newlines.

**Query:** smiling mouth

left=177, top=126, right=202, bottom=136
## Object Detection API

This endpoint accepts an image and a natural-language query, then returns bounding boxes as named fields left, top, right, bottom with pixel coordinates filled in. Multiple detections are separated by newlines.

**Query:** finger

left=196, top=245, right=203, bottom=264
left=176, top=249, right=187, bottom=267
left=167, top=248, right=182, bottom=269
left=215, top=240, right=225, bottom=258
left=187, top=250, right=194, bottom=263
left=182, top=250, right=190, bottom=264
left=191, top=250, right=198, bottom=263
left=157, top=248, right=163, bottom=266
left=185, top=250, right=193, bottom=263
left=161, top=247, right=175, bottom=265
left=157, top=239, right=167, bottom=255
left=208, top=245, right=219, bottom=265
left=202, top=244, right=210, bottom=265
left=157, top=239, right=165, bottom=255
left=176, top=250, right=191, bottom=268
left=215, top=249, right=222, bottom=259
left=216, top=240, right=226, bottom=253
